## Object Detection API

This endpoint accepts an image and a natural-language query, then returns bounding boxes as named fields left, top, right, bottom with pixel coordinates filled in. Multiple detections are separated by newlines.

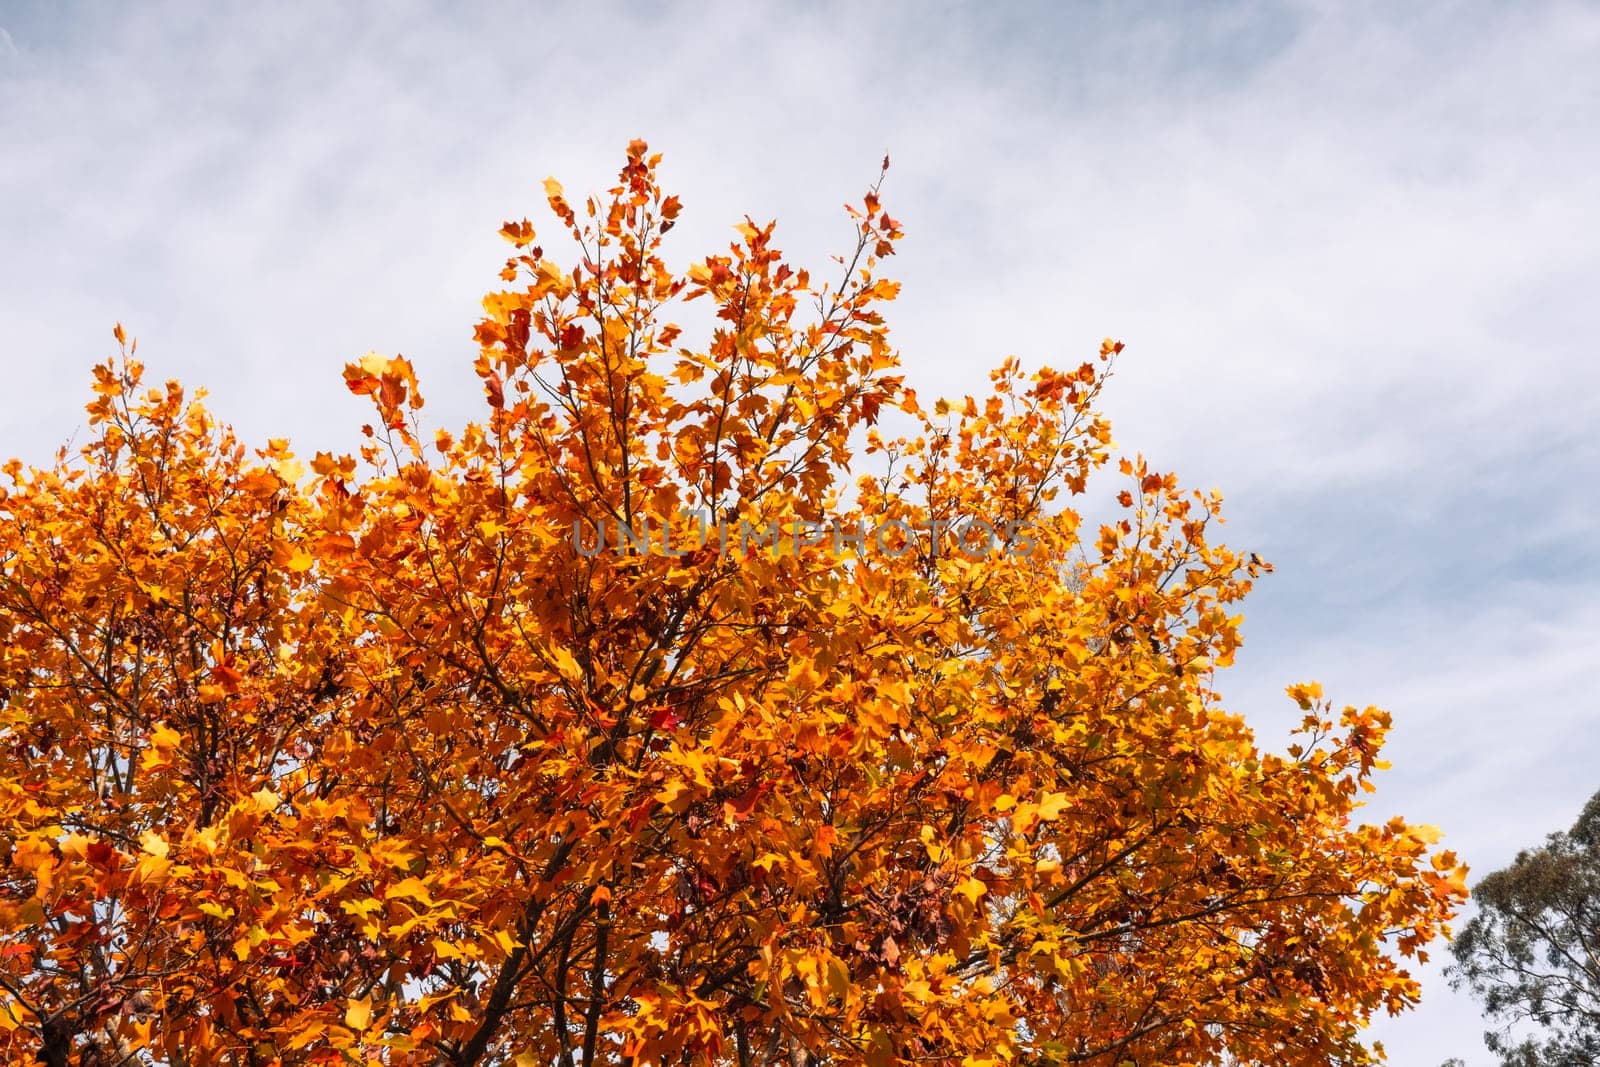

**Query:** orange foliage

left=0, top=142, right=1463, bottom=1065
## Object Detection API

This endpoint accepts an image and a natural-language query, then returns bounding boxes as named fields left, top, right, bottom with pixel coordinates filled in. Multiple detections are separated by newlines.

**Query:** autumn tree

left=1448, top=789, right=1600, bottom=1067
left=0, top=141, right=1466, bottom=1066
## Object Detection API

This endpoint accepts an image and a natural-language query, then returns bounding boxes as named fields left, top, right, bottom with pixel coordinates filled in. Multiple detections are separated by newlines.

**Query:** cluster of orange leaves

left=0, top=142, right=1465, bottom=1065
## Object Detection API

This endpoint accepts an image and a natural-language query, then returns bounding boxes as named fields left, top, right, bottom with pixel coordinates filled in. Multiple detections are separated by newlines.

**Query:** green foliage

left=1449, top=791, right=1600, bottom=1067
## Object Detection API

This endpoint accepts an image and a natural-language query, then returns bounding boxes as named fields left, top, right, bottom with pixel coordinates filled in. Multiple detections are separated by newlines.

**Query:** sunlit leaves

left=0, top=143, right=1465, bottom=1067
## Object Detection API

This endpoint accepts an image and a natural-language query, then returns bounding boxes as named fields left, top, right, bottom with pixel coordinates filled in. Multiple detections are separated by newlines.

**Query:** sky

left=2, top=1, right=1597, bottom=1062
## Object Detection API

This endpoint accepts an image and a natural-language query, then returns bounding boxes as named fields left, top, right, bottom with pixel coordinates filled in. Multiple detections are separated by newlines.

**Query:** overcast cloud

left=2, top=2, right=1597, bottom=1062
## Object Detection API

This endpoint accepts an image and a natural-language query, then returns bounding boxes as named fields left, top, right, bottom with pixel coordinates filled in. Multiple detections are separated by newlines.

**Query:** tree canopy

left=0, top=141, right=1466, bottom=1066
left=1449, top=790, right=1600, bottom=1067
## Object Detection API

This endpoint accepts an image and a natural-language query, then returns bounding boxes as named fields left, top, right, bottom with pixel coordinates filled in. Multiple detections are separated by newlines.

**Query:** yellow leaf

left=386, top=877, right=434, bottom=906
left=342, top=898, right=383, bottom=919
left=550, top=646, right=583, bottom=682
left=654, top=778, right=690, bottom=809
left=188, top=825, right=222, bottom=858
left=345, top=995, right=372, bottom=1031
left=131, top=853, right=171, bottom=887
left=139, top=830, right=170, bottom=858
left=956, top=877, right=987, bottom=905
left=151, top=722, right=182, bottom=751
left=1036, top=792, right=1070, bottom=822
left=1286, top=681, right=1324, bottom=709
left=269, top=456, right=306, bottom=484
left=825, top=956, right=850, bottom=998
left=233, top=926, right=266, bottom=961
